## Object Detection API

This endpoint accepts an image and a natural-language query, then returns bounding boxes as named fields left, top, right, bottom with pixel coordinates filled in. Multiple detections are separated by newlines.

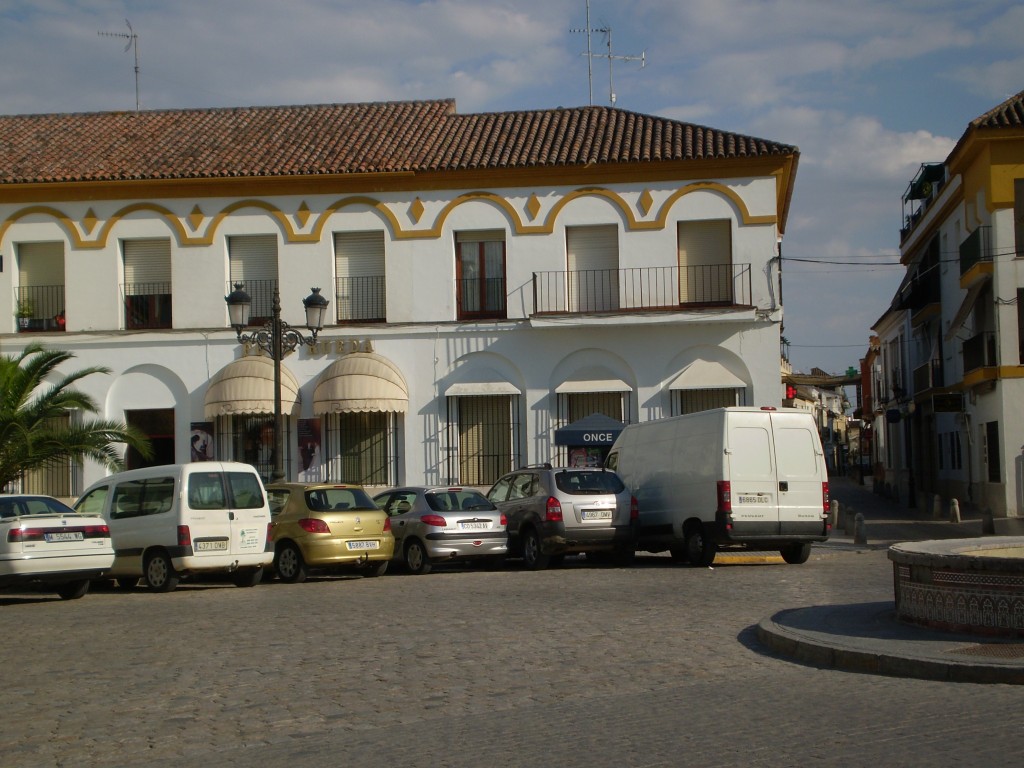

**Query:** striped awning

left=313, top=353, right=409, bottom=414
left=204, top=355, right=300, bottom=418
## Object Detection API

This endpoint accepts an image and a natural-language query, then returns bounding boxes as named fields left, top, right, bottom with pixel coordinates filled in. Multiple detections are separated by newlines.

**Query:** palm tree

left=0, top=343, right=153, bottom=489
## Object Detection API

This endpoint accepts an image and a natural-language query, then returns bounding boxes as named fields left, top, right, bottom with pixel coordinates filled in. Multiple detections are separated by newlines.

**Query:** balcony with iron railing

left=335, top=275, right=386, bottom=323
left=532, top=264, right=752, bottom=315
left=123, top=282, right=172, bottom=330
left=959, top=226, right=993, bottom=287
left=963, top=331, right=997, bottom=374
left=900, top=162, right=945, bottom=241
left=912, top=359, right=943, bottom=395
left=14, top=285, right=66, bottom=333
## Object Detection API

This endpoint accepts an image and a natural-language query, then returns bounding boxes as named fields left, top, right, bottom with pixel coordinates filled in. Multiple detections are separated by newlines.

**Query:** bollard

left=932, top=494, right=943, bottom=521
left=854, top=512, right=867, bottom=545
left=844, top=506, right=855, bottom=535
left=982, top=508, right=995, bottom=535
left=949, top=498, right=961, bottom=524
left=830, top=500, right=840, bottom=529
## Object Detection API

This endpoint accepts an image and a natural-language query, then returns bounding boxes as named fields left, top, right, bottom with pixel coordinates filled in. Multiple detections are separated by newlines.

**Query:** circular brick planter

left=889, top=537, right=1024, bottom=638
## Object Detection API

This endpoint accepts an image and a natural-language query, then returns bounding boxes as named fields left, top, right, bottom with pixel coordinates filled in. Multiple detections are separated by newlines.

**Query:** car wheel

left=404, top=540, right=432, bottom=575
left=56, top=579, right=90, bottom=600
left=144, top=550, right=180, bottom=592
left=232, top=566, right=263, bottom=587
left=684, top=524, right=716, bottom=567
left=275, top=542, right=308, bottom=584
left=115, top=577, right=138, bottom=590
left=521, top=528, right=551, bottom=570
left=780, top=542, right=812, bottom=565
left=362, top=560, right=388, bottom=577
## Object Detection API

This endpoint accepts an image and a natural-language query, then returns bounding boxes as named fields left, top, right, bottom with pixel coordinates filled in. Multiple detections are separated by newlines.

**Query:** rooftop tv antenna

left=570, top=1, right=645, bottom=106
left=99, top=19, right=140, bottom=111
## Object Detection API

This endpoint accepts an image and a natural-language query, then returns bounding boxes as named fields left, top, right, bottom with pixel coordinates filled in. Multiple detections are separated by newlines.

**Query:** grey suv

left=486, top=465, right=637, bottom=570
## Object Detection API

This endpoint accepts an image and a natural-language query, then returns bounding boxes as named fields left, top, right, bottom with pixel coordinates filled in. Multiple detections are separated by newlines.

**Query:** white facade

left=0, top=105, right=796, bottom=493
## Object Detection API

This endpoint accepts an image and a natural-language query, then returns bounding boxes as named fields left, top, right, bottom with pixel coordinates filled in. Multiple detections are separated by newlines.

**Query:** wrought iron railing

left=959, top=226, right=992, bottom=277
left=14, top=285, right=65, bottom=332
left=532, top=264, right=751, bottom=315
left=963, top=331, right=997, bottom=373
left=335, top=275, right=386, bottom=323
left=123, top=282, right=172, bottom=329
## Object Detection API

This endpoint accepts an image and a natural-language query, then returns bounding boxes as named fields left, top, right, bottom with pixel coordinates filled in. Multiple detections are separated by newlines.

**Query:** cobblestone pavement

left=3, top=499, right=1021, bottom=767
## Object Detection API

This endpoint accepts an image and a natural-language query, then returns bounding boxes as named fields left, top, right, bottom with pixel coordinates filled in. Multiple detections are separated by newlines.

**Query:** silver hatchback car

left=372, top=486, right=507, bottom=574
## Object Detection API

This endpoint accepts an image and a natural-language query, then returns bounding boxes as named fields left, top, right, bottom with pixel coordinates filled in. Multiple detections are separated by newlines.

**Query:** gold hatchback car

left=266, top=483, right=394, bottom=582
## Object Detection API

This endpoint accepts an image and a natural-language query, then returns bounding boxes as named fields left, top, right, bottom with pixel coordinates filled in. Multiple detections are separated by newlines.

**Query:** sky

left=2, top=0, right=1021, bottom=376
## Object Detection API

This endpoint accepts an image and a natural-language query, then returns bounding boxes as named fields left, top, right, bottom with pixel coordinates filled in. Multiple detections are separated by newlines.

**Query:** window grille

left=446, top=395, right=520, bottom=486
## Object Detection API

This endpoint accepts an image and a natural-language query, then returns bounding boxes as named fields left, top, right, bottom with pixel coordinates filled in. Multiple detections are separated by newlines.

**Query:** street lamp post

left=225, top=283, right=329, bottom=483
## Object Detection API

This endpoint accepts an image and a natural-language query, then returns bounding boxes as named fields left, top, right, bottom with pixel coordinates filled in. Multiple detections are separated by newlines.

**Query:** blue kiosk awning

left=554, top=413, right=625, bottom=446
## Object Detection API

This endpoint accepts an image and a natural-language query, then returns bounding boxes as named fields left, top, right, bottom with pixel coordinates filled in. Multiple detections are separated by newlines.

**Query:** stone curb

left=756, top=609, right=1024, bottom=685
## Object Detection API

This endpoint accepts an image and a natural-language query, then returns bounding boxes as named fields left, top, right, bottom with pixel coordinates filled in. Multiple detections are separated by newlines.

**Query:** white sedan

left=0, top=494, right=115, bottom=600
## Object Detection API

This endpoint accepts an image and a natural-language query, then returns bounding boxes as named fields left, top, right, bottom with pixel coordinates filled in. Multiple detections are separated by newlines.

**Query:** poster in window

left=298, top=418, right=322, bottom=482
left=190, top=421, right=215, bottom=462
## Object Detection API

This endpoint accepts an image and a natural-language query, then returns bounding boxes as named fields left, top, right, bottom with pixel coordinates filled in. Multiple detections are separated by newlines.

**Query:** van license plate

left=738, top=496, right=771, bottom=504
left=195, top=540, right=228, bottom=551
left=45, top=531, right=84, bottom=542
left=582, top=509, right=613, bottom=520
left=347, top=540, right=379, bottom=551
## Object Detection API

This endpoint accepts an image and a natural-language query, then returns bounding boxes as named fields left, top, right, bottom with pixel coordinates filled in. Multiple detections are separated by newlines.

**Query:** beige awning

left=443, top=365, right=521, bottom=397
left=204, top=355, right=300, bottom=418
left=669, top=359, right=746, bottom=390
left=945, top=282, right=986, bottom=341
left=555, top=366, right=631, bottom=394
left=313, top=353, right=409, bottom=414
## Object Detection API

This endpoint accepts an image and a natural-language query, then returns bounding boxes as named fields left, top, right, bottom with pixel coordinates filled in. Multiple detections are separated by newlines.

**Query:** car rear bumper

left=0, top=553, right=113, bottom=586
left=544, top=524, right=634, bottom=554
left=423, top=532, right=507, bottom=559
left=297, top=536, right=395, bottom=566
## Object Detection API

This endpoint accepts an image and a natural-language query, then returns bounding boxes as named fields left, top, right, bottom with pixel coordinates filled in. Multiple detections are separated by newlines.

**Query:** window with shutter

left=334, top=231, right=386, bottom=322
left=677, top=220, right=733, bottom=304
left=228, top=235, right=278, bottom=324
left=566, top=225, right=619, bottom=312
left=123, top=238, right=172, bottom=329
left=16, top=242, right=65, bottom=329
left=456, top=230, right=506, bottom=319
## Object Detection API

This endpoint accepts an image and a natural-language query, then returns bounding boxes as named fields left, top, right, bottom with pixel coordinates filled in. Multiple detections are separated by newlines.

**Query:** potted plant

left=15, top=298, right=33, bottom=329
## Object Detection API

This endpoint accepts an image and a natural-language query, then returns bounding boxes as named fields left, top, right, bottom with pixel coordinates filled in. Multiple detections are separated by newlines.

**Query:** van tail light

left=822, top=482, right=830, bottom=516
left=266, top=523, right=273, bottom=545
left=717, top=481, right=732, bottom=514
left=421, top=514, right=447, bottom=527
left=298, top=518, right=331, bottom=534
left=383, top=517, right=392, bottom=532
left=630, top=496, right=639, bottom=521
left=177, top=525, right=191, bottom=546
left=545, top=497, right=563, bottom=522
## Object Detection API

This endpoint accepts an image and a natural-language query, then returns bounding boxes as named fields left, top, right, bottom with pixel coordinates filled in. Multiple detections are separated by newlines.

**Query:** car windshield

left=305, top=488, right=377, bottom=511
left=425, top=489, right=496, bottom=512
left=0, top=496, right=76, bottom=519
left=554, top=470, right=625, bottom=495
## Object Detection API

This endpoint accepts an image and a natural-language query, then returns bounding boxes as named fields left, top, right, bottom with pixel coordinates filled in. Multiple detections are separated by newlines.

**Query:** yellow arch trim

left=0, top=205, right=89, bottom=249
left=1, top=182, right=775, bottom=252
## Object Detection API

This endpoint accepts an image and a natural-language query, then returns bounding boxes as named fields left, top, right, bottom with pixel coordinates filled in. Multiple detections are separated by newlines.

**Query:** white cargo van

left=605, top=407, right=830, bottom=565
left=74, top=462, right=274, bottom=591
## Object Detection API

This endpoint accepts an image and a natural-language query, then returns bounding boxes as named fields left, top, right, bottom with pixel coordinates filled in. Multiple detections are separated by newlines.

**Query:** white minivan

left=74, top=462, right=274, bottom=591
left=605, top=407, right=830, bottom=566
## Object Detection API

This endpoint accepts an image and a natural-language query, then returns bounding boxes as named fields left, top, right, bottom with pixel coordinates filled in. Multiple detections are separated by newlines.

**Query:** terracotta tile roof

left=970, top=88, right=1024, bottom=130
left=0, top=100, right=797, bottom=185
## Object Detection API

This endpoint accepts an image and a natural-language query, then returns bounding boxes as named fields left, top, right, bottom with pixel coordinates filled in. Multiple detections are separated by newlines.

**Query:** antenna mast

left=99, top=19, right=140, bottom=112
left=570, top=1, right=645, bottom=106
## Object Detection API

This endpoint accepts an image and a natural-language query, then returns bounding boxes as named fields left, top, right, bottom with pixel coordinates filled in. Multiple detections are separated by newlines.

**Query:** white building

left=0, top=100, right=799, bottom=493
left=874, top=88, right=1024, bottom=518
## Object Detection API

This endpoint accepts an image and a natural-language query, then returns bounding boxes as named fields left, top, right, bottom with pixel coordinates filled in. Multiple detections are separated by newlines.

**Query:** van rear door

left=225, top=470, right=270, bottom=557
left=770, top=411, right=827, bottom=536
left=726, top=410, right=780, bottom=536
left=185, top=470, right=235, bottom=557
